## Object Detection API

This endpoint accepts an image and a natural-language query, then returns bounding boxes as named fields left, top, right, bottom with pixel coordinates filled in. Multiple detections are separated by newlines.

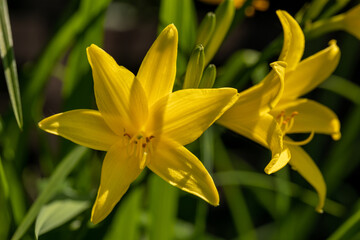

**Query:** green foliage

left=35, top=199, right=90, bottom=239
left=0, top=0, right=23, bottom=128
left=1, top=0, right=360, bottom=239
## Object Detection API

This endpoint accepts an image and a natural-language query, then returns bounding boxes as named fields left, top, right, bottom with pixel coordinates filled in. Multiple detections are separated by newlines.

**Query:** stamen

left=276, top=111, right=298, bottom=135
left=283, top=131, right=315, bottom=146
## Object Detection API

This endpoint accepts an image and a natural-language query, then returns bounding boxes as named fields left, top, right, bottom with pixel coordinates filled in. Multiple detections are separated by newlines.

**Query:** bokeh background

left=1, top=0, right=360, bottom=239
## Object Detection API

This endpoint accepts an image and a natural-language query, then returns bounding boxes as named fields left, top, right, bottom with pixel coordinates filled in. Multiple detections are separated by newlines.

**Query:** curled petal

left=38, top=110, right=119, bottom=151
left=282, top=40, right=340, bottom=99
left=91, top=141, right=142, bottom=224
left=286, top=142, right=326, bottom=213
left=219, top=61, right=286, bottom=120
left=277, top=10, right=305, bottom=70
left=270, top=98, right=341, bottom=140
left=218, top=113, right=290, bottom=173
left=148, top=139, right=219, bottom=206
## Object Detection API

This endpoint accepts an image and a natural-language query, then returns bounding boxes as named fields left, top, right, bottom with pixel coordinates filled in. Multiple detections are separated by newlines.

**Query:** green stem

left=213, top=130, right=256, bottom=240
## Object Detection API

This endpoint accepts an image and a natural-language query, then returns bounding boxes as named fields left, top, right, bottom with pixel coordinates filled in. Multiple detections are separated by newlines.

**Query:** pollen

left=123, top=131, right=155, bottom=169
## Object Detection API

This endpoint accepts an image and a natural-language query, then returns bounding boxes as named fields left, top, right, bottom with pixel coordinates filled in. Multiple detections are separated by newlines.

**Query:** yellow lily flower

left=340, top=4, right=360, bottom=40
left=38, top=24, right=238, bottom=224
left=198, top=0, right=269, bottom=14
left=217, top=60, right=291, bottom=175
left=218, top=10, right=341, bottom=212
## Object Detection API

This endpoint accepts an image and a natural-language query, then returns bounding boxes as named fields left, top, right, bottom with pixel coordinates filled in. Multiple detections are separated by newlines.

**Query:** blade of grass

left=148, top=174, right=179, bottom=240
left=214, top=132, right=257, bottom=240
left=328, top=205, right=360, bottom=240
left=193, top=127, right=214, bottom=239
left=319, top=75, right=360, bottom=105
left=214, top=170, right=345, bottom=217
left=159, top=0, right=197, bottom=55
left=63, top=0, right=105, bottom=98
left=0, top=155, right=8, bottom=200
left=0, top=0, right=23, bottom=129
left=11, top=146, right=89, bottom=240
left=24, top=0, right=111, bottom=111
left=104, top=187, right=144, bottom=240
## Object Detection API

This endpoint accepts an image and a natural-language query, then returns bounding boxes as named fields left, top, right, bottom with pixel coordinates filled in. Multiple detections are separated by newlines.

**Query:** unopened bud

left=199, top=64, right=216, bottom=88
left=183, top=45, right=205, bottom=89
left=196, top=12, right=216, bottom=48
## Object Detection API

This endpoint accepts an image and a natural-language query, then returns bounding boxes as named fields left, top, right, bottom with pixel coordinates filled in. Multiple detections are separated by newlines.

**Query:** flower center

left=276, top=111, right=314, bottom=146
left=123, top=131, right=155, bottom=169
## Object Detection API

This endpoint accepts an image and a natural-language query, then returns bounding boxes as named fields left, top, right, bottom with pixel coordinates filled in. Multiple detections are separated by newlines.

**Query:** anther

left=124, top=133, right=131, bottom=138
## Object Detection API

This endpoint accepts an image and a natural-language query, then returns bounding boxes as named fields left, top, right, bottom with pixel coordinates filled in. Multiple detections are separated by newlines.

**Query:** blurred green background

left=1, top=0, right=360, bottom=239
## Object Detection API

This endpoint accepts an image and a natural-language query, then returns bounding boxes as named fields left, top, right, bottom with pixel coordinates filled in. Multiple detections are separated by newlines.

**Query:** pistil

left=123, top=131, right=155, bottom=169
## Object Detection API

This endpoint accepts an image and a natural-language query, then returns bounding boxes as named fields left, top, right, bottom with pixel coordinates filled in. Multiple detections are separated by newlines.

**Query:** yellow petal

left=220, top=61, right=286, bottom=120
left=286, top=142, right=326, bottom=212
left=136, top=24, right=178, bottom=106
left=282, top=40, right=340, bottom=99
left=343, top=4, right=360, bottom=40
left=270, top=98, right=341, bottom=140
left=276, top=10, right=304, bottom=70
left=91, top=141, right=142, bottom=224
left=87, top=44, right=148, bottom=135
left=148, top=88, right=238, bottom=146
left=264, top=147, right=291, bottom=174
left=38, top=110, right=119, bottom=151
left=218, top=113, right=290, bottom=173
left=147, top=139, right=219, bottom=206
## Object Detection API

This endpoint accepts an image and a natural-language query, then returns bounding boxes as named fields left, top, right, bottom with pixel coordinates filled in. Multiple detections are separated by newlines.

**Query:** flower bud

left=199, top=64, right=217, bottom=88
left=196, top=12, right=216, bottom=48
left=183, top=45, right=205, bottom=89
left=204, top=0, right=235, bottom=65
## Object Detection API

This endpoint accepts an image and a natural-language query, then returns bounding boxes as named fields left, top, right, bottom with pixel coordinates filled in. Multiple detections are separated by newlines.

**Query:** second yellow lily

left=218, top=10, right=341, bottom=212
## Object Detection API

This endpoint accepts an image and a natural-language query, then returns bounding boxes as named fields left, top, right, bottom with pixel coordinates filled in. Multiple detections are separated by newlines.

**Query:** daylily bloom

left=198, top=0, right=269, bottom=14
left=39, top=24, right=238, bottom=224
left=218, top=10, right=341, bottom=211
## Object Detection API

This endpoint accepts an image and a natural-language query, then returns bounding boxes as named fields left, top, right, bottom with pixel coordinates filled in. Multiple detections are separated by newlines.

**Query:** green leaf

left=148, top=174, right=179, bottom=240
left=213, top=134, right=256, bottom=240
left=104, top=187, right=144, bottom=240
left=214, top=170, right=345, bottom=217
left=11, top=146, right=89, bottom=240
left=319, top=75, right=360, bottom=105
left=24, top=0, right=111, bottom=109
left=0, top=0, right=23, bottom=129
left=35, top=199, right=90, bottom=239
left=63, top=1, right=106, bottom=98
left=215, top=49, right=260, bottom=88
left=328, top=204, right=360, bottom=240
left=204, top=0, right=235, bottom=65
left=0, top=155, right=8, bottom=200
left=159, top=0, right=197, bottom=55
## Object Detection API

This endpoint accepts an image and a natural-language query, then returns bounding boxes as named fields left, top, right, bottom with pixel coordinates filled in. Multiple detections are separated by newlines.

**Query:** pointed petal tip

left=332, top=132, right=341, bottom=141
left=270, top=60, right=287, bottom=69
left=163, top=24, right=178, bottom=39
left=316, top=207, right=324, bottom=214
